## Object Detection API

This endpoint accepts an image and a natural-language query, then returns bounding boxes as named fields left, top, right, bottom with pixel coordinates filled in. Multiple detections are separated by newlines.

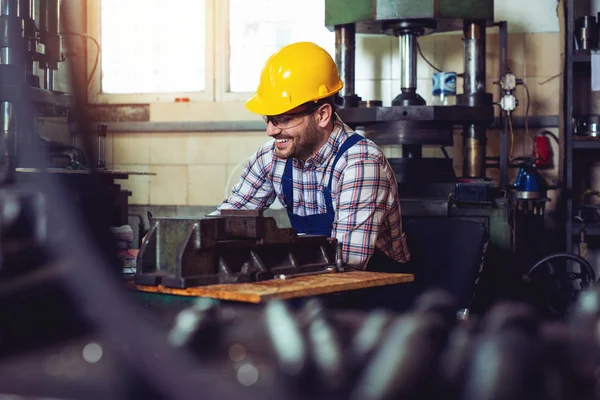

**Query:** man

left=216, top=41, right=411, bottom=272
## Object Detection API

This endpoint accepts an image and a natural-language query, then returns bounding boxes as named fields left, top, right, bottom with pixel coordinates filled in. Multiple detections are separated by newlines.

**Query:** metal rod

left=0, top=101, right=16, bottom=171
left=498, top=21, right=509, bottom=188
left=463, top=20, right=486, bottom=100
left=399, top=32, right=417, bottom=91
left=462, top=20, right=487, bottom=178
left=276, top=266, right=336, bottom=280
left=1, top=0, right=19, bottom=16
left=40, top=0, right=60, bottom=70
left=335, top=24, right=358, bottom=107
left=0, top=0, right=23, bottom=66
left=44, top=68, right=54, bottom=90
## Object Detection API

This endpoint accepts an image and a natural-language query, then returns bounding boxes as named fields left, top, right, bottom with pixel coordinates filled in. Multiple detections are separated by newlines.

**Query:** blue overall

left=281, top=134, right=419, bottom=310
left=281, top=134, right=414, bottom=275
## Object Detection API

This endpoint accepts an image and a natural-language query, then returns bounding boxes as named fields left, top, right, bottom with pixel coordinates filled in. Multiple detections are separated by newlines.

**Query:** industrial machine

left=325, top=0, right=552, bottom=308
left=0, top=0, right=76, bottom=173
left=326, top=0, right=495, bottom=187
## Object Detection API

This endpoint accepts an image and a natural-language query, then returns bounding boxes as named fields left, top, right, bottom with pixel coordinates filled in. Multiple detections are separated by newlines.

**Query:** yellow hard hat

left=245, top=42, right=344, bottom=116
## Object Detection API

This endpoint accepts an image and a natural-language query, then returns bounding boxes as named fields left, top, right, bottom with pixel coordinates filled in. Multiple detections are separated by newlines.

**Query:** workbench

left=127, top=271, right=414, bottom=304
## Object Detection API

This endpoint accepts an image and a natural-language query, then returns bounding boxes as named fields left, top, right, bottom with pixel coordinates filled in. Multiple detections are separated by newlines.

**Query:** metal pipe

left=1, top=0, right=19, bottom=16
left=392, top=26, right=424, bottom=106
left=463, top=126, right=487, bottom=178
left=0, top=0, right=23, bottom=66
left=498, top=21, right=509, bottom=188
left=40, top=0, right=60, bottom=71
left=463, top=20, right=486, bottom=100
left=335, top=24, right=358, bottom=107
left=44, top=67, right=53, bottom=90
left=0, top=47, right=15, bottom=64
left=28, top=0, right=36, bottom=19
left=399, top=32, right=417, bottom=91
left=0, top=101, right=16, bottom=169
left=462, top=20, right=487, bottom=178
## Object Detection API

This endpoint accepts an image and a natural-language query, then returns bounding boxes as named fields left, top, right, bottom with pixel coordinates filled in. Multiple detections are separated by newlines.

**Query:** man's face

left=265, top=105, right=326, bottom=160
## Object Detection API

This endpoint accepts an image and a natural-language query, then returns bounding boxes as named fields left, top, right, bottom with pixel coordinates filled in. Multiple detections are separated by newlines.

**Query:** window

left=227, top=0, right=335, bottom=93
left=91, top=0, right=211, bottom=102
left=89, top=0, right=334, bottom=105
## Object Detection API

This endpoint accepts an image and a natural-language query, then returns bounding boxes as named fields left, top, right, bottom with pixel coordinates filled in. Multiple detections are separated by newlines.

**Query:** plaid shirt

left=216, top=118, right=411, bottom=269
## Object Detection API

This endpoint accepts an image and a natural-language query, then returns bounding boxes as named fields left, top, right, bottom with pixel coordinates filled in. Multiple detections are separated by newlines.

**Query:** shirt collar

left=303, top=120, right=346, bottom=169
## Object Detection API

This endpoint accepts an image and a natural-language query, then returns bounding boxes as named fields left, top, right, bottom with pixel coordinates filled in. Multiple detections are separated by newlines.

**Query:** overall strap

left=282, top=158, right=294, bottom=212
left=327, top=134, right=364, bottom=190
left=282, top=133, right=364, bottom=213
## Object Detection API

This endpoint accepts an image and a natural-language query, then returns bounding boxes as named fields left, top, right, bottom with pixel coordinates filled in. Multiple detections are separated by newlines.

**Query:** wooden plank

left=126, top=271, right=414, bottom=304
left=16, top=168, right=156, bottom=176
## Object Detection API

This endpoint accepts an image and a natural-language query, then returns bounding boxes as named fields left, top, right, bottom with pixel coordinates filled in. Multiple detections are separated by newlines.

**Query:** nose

left=266, top=121, right=282, bottom=137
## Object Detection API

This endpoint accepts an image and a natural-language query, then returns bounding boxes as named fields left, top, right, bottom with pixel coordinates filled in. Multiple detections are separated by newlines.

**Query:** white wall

left=495, top=0, right=559, bottom=32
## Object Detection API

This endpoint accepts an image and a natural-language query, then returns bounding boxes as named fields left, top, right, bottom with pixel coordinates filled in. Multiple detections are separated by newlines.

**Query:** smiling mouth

left=276, top=138, right=290, bottom=144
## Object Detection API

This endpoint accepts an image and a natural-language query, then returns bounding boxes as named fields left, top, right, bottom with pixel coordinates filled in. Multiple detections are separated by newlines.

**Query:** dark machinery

left=325, top=0, right=555, bottom=310
left=326, top=0, right=495, bottom=186
left=135, top=209, right=343, bottom=288
left=0, top=0, right=74, bottom=174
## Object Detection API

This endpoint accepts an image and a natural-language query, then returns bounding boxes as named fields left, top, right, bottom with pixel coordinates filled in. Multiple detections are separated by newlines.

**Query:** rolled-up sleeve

left=215, top=145, right=276, bottom=213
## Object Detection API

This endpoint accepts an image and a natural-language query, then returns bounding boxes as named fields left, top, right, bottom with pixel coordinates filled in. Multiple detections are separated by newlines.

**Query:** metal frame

left=498, top=21, right=509, bottom=188
left=563, top=0, right=575, bottom=253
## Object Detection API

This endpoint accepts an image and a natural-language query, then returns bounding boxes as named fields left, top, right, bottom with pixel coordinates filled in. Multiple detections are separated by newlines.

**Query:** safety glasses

left=262, top=102, right=321, bottom=129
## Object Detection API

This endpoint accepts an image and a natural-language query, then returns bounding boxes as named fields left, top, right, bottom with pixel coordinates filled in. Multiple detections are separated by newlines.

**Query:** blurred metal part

left=351, top=313, right=448, bottom=400
left=412, top=290, right=459, bottom=328
left=348, top=309, right=393, bottom=368
left=264, top=300, right=308, bottom=378
left=168, top=298, right=220, bottom=352
left=303, top=299, right=347, bottom=395
left=459, top=330, right=543, bottom=400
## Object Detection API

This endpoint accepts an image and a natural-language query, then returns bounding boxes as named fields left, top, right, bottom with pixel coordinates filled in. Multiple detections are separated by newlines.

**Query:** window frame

left=214, top=0, right=254, bottom=102
left=86, top=0, right=215, bottom=104
left=87, top=0, right=331, bottom=107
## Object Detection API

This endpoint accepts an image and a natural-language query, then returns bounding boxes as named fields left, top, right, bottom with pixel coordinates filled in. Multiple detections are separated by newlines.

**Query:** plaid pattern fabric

left=216, top=118, right=411, bottom=269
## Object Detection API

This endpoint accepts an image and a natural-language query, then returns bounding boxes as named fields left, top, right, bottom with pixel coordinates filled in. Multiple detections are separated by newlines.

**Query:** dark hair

left=303, top=95, right=340, bottom=121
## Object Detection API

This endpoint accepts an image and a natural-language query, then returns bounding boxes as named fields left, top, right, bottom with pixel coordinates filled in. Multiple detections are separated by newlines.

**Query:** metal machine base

left=135, top=210, right=342, bottom=288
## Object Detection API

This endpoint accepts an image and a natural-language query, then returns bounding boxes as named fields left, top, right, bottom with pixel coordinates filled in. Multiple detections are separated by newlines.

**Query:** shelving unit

left=563, top=0, right=600, bottom=252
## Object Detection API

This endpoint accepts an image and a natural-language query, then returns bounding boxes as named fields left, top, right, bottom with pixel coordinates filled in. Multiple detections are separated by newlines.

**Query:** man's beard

left=275, top=117, right=324, bottom=160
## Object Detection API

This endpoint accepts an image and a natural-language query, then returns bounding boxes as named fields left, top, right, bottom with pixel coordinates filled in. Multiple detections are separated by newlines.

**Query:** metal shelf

left=573, top=139, right=600, bottom=149
left=573, top=53, right=591, bottom=63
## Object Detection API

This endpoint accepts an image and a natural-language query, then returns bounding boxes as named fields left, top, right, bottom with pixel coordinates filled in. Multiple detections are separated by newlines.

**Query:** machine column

left=0, top=0, right=22, bottom=172
left=392, top=25, right=425, bottom=107
left=461, top=20, right=487, bottom=179
left=335, top=24, right=360, bottom=108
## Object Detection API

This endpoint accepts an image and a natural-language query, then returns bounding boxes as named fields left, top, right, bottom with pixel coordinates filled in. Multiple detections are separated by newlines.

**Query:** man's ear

left=315, top=103, right=333, bottom=128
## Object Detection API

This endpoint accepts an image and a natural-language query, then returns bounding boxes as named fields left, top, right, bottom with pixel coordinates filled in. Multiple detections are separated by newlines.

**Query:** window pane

left=100, top=0, right=206, bottom=94
left=229, top=0, right=335, bottom=93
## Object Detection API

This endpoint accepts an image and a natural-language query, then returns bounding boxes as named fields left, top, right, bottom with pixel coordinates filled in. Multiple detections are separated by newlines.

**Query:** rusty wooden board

left=126, top=271, right=414, bottom=303
left=16, top=168, right=155, bottom=176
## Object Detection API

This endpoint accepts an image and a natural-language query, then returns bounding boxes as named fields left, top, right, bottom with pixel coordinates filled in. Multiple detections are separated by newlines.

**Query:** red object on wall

left=534, top=135, right=552, bottom=167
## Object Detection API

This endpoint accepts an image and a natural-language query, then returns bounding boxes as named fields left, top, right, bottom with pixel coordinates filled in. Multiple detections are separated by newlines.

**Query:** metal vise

left=134, top=210, right=341, bottom=288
